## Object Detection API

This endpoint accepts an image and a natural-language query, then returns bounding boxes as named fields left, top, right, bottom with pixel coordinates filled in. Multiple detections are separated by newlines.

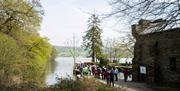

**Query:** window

left=169, top=57, right=176, bottom=71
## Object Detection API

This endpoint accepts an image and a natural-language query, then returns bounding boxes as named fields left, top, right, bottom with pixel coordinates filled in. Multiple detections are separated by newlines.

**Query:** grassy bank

left=46, top=78, right=120, bottom=91
left=0, top=78, right=123, bottom=91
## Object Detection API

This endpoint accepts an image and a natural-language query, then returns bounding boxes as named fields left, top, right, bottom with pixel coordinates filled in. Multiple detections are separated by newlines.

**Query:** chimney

left=131, top=24, right=139, bottom=38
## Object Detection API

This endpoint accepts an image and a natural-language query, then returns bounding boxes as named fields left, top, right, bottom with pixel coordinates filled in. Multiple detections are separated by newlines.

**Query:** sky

left=39, top=0, right=129, bottom=46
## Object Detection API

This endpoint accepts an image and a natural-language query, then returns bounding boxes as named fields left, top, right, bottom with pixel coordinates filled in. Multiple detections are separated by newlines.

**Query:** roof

left=138, top=19, right=179, bottom=35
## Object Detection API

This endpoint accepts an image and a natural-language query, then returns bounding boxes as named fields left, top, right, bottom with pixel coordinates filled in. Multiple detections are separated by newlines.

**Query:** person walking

left=114, top=67, right=119, bottom=81
left=97, top=67, right=101, bottom=78
left=110, top=67, right=115, bottom=87
left=105, top=68, right=110, bottom=85
left=102, top=66, right=106, bottom=79
left=123, top=68, right=128, bottom=82
left=92, top=65, right=95, bottom=76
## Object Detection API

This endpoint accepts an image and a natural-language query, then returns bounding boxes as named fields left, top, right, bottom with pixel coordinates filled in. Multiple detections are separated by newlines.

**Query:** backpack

left=110, top=70, right=115, bottom=75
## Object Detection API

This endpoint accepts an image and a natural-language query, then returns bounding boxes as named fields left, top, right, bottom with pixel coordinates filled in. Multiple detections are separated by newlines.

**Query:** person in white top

left=114, top=67, right=119, bottom=81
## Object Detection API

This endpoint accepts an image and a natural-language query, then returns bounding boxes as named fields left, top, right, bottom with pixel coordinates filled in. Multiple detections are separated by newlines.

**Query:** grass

left=0, top=77, right=125, bottom=91
left=45, top=77, right=121, bottom=91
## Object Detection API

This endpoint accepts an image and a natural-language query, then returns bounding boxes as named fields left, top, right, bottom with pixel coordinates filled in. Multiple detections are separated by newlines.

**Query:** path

left=96, top=79, right=154, bottom=91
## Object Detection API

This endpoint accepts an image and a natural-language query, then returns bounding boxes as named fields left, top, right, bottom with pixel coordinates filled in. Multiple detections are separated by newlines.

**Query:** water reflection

left=45, top=57, right=91, bottom=85
left=46, top=59, right=57, bottom=75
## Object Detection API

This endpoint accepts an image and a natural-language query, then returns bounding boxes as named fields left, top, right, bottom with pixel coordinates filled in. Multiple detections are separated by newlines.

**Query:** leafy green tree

left=98, top=53, right=109, bottom=66
left=0, top=0, right=55, bottom=86
left=0, top=0, right=43, bottom=34
left=0, top=33, right=22, bottom=85
left=83, top=14, right=103, bottom=62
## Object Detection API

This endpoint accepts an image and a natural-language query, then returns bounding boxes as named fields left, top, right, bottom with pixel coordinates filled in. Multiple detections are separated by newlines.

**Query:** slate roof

left=139, top=19, right=179, bottom=35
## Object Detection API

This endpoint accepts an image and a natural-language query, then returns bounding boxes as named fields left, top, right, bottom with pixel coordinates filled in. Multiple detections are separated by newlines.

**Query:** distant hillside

left=54, top=46, right=89, bottom=57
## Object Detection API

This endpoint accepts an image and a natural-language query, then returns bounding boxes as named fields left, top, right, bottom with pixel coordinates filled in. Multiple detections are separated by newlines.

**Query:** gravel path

left=97, top=79, right=154, bottom=91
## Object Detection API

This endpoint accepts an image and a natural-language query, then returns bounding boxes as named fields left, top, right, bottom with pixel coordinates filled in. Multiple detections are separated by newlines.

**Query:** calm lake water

left=45, top=57, right=132, bottom=85
left=45, top=57, right=91, bottom=85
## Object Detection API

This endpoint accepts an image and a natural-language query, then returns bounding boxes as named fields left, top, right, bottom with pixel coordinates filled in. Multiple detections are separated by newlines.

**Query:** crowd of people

left=74, top=63, right=132, bottom=87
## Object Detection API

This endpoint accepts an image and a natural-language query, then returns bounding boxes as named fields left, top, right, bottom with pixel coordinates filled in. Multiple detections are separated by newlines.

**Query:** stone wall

left=132, top=20, right=180, bottom=83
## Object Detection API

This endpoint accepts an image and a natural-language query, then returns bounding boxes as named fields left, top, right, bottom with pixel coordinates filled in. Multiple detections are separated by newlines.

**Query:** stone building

left=132, top=19, right=180, bottom=83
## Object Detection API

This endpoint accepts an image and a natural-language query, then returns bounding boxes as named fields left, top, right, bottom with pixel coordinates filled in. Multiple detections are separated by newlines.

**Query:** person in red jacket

left=92, top=66, right=95, bottom=76
left=105, top=68, right=111, bottom=85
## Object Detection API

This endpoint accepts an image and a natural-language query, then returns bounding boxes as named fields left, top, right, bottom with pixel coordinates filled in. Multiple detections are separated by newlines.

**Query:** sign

left=140, top=65, right=146, bottom=74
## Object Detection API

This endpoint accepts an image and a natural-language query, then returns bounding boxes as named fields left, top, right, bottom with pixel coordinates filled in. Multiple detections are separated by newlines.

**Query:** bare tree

left=103, top=35, right=135, bottom=62
left=104, top=38, right=116, bottom=62
left=109, top=0, right=180, bottom=29
left=117, top=33, right=135, bottom=57
left=65, top=34, right=81, bottom=64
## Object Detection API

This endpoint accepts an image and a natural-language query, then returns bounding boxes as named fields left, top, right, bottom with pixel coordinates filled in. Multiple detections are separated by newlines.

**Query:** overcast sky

left=39, top=0, right=129, bottom=46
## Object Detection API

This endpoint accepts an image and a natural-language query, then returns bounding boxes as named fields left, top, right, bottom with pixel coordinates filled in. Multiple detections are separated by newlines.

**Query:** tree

left=103, top=33, right=135, bottom=61
left=117, top=33, right=135, bottom=58
left=103, top=38, right=117, bottom=62
left=0, top=0, right=43, bottom=34
left=109, top=0, right=180, bottom=30
left=0, top=0, right=54, bottom=85
left=83, top=14, right=103, bottom=62
left=0, top=33, right=22, bottom=85
left=65, top=34, right=81, bottom=64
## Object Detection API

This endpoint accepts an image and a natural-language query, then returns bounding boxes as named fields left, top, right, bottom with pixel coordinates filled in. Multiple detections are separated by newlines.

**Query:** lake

left=45, top=57, right=132, bottom=86
left=45, top=57, right=91, bottom=85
